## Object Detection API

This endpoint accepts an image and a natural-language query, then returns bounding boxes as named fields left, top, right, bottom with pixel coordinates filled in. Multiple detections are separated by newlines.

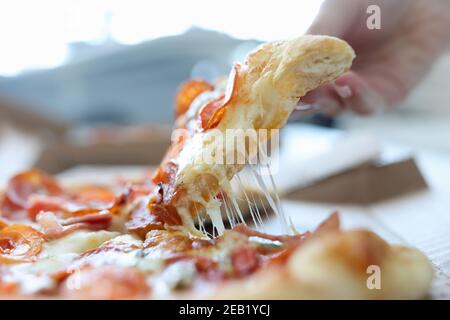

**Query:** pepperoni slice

left=0, top=266, right=18, bottom=296
left=6, top=170, right=63, bottom=209
left=126, top=200, right=184, bottom=237
left=27, top=194, right=112, bottom=221
left=144, top=229, right=213, bottom=259
left=198, top=93, right=226, bottom=130
left=125, top=201, right=165, bottom=239
left=175, top=80, right=214, bottom=117
left=27, top=185, right=119, bottom=221
left=0, top=224, right=45, bottom=264
left=152, top=160, right=178, bottom=186
left=198, top=64, right=239, bottom=130
left=72, top=186, right=117, bottom=208
left=233, top=224, right=305, bottom=243
left=61, top=266, right=149, bottom=300
left=0, top=219, right=7, bottom=231
left=27, top=195, right=67, bottom=221
left=149, top=203, right=182, bottom=227
left=37, top=209, right=113, bottom=240
left=0, top=281, right=17, bottom=296
left=231, top=245, right=260, bottom=277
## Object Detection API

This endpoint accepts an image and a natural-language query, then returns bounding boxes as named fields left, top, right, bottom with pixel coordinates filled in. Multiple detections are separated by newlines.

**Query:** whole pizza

left=0, top=35, right=433, bottom=299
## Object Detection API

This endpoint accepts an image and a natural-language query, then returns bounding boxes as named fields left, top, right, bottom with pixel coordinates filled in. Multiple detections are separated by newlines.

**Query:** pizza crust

left=185, top=230, right=433, bottom=300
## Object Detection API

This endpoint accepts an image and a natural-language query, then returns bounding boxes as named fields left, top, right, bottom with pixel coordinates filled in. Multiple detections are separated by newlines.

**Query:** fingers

left=307, top=0, right=411, bottom=50
left=299, top=71, right=387, bottom=116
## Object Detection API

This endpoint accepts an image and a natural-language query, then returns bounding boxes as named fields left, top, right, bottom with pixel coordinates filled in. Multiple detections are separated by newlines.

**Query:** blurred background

left=1, top=0, right=450, bottom=184
left=0, top=0, right=322, bottom=124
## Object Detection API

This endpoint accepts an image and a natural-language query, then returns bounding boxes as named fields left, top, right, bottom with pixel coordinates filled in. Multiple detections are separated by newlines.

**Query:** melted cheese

left=43, top=230, right=119, bottom=257
left=6, top=230, right=119, bottom=295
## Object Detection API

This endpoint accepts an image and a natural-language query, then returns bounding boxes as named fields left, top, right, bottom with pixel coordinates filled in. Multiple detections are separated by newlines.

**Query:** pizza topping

left=144, top=229, right=213, bottom=260
left=132, top=173, right=184, bottom=230
left=262, top=241, right=304, bottom=266
left=152, top=160, right=178, bottom=192
left=198, top=65, right=239, bottom=131
left=6, top=170, right=63, bottom=209
left=126, top=200, right=163, bottom=237
left=0, top=225, right=45, bottom=264
left=0, top=266, right=19, bottom=296
left=198, top=93, right=227, bottom=130
left=0, top=196, right=26, bottom=221
left=313, top=211, right=340, bottom=236
left=233, top=224, right=305, bottom=243
left=61, top=266, right=150, bottom=299
left=28, top=187, right=120, bottom=221
left=67, top=235, right=143, bottom=273
left=118, top=183, right=154, bottom=204
left=37, top=210, right=112, bottom=240
left=26, top=196, right=82, bottom=221
left=152, top=260, right=197, bottom=293
left=175, top=80, right=214, bottom=118
left=230, top=244, right=260, bottom=277
left=71, top=186, right=117, bottom=209
left=148, top=203, right=182, bottom=227
left=0, top=218, right=7, bottom=230
left=0, top=281, right=18, bottom=296
left=4, top=171, right=121, bottom=222
left=150, top=162, right=182, bottom=224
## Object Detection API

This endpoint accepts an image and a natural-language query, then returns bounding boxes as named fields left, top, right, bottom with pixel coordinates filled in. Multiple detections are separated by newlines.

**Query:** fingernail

left=295, top=103, right=313, bottom=111
left=292, top=104, right=322, bottom=119
left=333, top=84, right=352, bottom=99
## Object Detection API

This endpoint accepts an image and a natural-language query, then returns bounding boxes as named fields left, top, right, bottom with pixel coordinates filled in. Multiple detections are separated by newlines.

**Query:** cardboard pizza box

left=34, top=125, right=172, bottom=174
left=284, top=158, right=428, bottom=204
left=0, top=97, right=172, bottom=178
left=0, top=97, right=68, bottom=136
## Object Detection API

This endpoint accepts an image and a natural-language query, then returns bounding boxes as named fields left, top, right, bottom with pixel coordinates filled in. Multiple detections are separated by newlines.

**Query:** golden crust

left=234, top=35, right=356, bottom=125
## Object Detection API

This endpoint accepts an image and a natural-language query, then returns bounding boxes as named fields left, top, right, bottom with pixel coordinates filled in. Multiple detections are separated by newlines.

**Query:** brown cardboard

left=0, top=97, right=68, bottom=136
left=35, top=133, right=171, bottom=174
left=284, top=158, right=428, bottom=204
left=1, top=97, right=173, bottom=174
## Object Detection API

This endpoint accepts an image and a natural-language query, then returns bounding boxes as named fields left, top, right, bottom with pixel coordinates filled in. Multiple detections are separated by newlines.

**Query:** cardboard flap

left=33, top=125, right=172, bottom=174
left=285, top=158, right=428, bottom=204
left=0, top=98, right=68, bottom=136
left=35, top=140, right=170, bottom=174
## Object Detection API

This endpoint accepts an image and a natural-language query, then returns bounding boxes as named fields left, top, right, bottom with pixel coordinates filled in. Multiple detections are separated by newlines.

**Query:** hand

left=300, top=0, right=450, bottom=116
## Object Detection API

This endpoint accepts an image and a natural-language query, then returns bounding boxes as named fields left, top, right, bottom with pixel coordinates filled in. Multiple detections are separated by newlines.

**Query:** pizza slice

left=148, top=35, right=356, bottom=233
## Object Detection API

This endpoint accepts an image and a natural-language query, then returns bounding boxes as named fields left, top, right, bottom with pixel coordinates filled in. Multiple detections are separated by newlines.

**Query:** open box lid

left=285, top=158, right=428, bottom=204
left=0, top=97, right=68, bottom=136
